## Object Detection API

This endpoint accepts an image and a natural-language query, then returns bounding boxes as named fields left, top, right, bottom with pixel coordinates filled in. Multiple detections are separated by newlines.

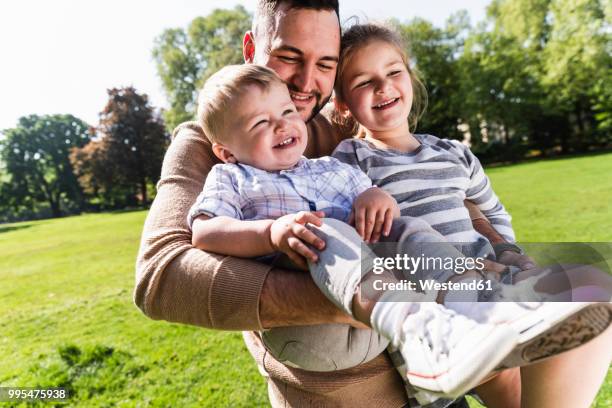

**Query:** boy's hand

left=350, top=187, right=400, bottom=243
left=269, top=211, right=326, bottom=269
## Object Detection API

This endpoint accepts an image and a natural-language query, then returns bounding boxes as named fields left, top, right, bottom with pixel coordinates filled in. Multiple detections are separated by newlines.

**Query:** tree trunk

left=140, top=177, right=147, bottom=207
left=574, top=101, right=587, bottom=151
left=49, top=196, right=62, bottom=218
left=37, top=172, right=62, bottom=217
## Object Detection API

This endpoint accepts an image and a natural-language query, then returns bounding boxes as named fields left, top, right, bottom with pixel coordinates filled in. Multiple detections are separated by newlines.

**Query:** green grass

left=486, top=152, right=612, bottom=242
left=0, top=211, right=267, bottom=407
left=1, top=153, right=611, bottom=407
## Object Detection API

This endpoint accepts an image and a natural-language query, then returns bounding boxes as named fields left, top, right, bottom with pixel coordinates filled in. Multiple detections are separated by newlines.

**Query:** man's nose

left=293, top=63, right=315, bottom=93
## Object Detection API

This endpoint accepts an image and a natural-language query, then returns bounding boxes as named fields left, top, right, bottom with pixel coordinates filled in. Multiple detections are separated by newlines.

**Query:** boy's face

left=217, top=82, right=308, bottom=171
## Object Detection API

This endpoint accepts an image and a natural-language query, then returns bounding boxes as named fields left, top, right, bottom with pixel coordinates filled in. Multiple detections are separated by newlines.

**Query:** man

left=135, top=1, right=612, bottom=406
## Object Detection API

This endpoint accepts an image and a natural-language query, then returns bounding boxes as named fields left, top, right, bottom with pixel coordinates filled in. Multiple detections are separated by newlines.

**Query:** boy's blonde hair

left=197, top=64, right=283, bottom=143
left=334, top=23, right=428, bottom=135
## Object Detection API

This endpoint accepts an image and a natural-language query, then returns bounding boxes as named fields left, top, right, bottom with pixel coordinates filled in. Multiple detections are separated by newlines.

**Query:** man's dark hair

left=253, top=0, right=340, bottom=39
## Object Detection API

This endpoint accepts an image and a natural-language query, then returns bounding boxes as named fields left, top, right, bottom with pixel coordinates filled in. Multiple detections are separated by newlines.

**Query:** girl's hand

left=269, top=211, right=326, bottom=269
left=350, top=187, right=400, bottom=243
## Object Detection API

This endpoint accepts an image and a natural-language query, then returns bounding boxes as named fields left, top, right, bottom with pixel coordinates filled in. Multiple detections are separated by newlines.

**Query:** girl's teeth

left=375, top=98, right=397, bottom=108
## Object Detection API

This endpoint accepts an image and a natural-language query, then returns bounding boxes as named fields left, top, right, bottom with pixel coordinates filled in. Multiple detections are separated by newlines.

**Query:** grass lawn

left=1, top=152, right=611, bottom=407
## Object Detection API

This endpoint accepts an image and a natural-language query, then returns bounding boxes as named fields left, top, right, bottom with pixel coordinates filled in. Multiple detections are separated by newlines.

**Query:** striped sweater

left=332, top=135, right=515, bottom=246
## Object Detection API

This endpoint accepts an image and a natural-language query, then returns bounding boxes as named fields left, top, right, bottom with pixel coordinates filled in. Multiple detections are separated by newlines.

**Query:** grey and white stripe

left=332, top=135, right=515, bottom=245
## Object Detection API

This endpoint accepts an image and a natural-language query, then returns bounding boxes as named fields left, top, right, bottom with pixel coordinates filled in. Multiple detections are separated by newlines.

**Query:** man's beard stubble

left=286, top=83, right=331, bottom=123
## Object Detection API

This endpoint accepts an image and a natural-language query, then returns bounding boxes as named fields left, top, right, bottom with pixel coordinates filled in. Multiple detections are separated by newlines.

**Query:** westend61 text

left=373, top=279, right=494, bottom=292
left=372, top=254, right=486, bottom=275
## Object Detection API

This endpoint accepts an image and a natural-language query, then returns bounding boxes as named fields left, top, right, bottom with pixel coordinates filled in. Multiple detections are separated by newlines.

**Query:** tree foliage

left=152, top=6, right=252, bottom=131
left=150, top=2, right=610, bottom=161
left=480, top=0, right=612, bottom=152
left=0, top=114, right=91, bottom=219
left=71, top=87, right=169, bottom=208
left=2, top=1, right=610, bottom=222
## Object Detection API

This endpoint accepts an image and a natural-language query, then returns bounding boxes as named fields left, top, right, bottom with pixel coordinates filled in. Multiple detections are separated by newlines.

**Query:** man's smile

left=289, top=90, right=315, bottom=104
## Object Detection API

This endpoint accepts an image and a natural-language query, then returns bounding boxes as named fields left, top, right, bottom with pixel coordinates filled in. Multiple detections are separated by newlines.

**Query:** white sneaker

left=448, top=280, right=612, bottom=368
left=371, top=293, right=517, bottom=399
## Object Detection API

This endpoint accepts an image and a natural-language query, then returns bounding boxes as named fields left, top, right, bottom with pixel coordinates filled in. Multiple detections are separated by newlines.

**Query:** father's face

left=246, top=5, right=340, bottom=122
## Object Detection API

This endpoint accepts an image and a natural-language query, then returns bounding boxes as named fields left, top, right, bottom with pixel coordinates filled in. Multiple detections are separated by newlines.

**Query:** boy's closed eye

left=251, top=118, right=269, bottom=130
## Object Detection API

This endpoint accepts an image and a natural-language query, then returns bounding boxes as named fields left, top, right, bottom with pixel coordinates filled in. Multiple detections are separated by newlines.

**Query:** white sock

left=370, top=291, right=417, bottom=344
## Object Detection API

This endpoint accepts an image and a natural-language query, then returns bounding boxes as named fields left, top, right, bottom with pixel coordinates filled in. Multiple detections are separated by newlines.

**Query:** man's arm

left=466, top=200, right=507, bottom=245
left=466, top=200, right=536, bottom=270
left=134, top=122, right=350, bottom=330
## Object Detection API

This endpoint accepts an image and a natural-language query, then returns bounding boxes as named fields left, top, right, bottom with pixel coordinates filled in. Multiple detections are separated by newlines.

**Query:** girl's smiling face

left=339, top=40, right=413, bottom=138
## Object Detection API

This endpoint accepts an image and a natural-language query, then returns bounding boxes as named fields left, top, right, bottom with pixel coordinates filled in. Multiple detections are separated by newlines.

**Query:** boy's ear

left=243, top=31, right=255, bottom=63
left=212, top=143, right=237, bottom=164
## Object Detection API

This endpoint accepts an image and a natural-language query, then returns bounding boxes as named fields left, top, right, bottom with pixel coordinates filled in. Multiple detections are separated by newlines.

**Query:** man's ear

left=243, top=31, right=255, bottom=63
left=212, top=143, right=237, bottom=164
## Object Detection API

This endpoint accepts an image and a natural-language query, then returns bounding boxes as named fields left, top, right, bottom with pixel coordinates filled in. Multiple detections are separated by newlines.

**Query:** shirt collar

left=237, top=157, right=308, bottom=175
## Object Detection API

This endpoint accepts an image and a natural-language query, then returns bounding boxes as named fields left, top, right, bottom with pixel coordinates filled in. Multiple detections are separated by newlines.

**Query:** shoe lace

left=408, top=305, right=457, bottom=359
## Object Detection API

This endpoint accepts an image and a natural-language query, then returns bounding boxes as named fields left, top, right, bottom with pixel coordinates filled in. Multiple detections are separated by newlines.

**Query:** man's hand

left=350, top=187, right=400, bottom=243
left=269, top=211, right=326, bottom=269
left=497, top=250, right=536, bottom=271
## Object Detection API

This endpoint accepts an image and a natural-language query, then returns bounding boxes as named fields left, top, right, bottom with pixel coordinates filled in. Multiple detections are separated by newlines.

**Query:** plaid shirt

left=188, top=157, right=372, bottom=228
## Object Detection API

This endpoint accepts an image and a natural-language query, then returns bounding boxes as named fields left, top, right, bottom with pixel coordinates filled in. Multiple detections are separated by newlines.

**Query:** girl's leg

left=473, top=321, right=612, bottom=408
left=519, top=315, right=612, bottom=408
left=474, top=368, right=521, bottom=408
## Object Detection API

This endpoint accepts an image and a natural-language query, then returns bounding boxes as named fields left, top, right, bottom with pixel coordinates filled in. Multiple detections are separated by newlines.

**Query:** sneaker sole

left=406, top=325, right=518, bottom=399
left=498, top=303, right=612, bottom=368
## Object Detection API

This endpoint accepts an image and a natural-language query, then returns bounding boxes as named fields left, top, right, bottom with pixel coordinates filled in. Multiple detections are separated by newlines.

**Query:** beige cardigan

left=134, top=116, right=409, bottom=406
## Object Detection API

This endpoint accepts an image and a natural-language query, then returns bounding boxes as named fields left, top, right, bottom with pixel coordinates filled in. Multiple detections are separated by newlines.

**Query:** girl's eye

left=388, top=70, right=402, bottom=76
left=282, top=109, right=295, bottom=115
left=356, top=80, right=371, bottom=88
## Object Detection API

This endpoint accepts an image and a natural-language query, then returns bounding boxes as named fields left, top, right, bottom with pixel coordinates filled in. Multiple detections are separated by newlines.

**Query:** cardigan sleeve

left=133, top=122, right=272, bottom=330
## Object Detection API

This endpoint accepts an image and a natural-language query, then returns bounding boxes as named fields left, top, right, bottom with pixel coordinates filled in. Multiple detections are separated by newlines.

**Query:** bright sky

left=0, top=0, right=491, bottom=131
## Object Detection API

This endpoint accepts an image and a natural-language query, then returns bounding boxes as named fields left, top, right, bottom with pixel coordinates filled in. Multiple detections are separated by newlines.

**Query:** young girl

left=330, top=22, right=612, bottom=408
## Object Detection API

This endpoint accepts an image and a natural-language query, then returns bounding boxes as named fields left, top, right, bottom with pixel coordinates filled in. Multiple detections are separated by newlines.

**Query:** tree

left=71, top=87, right=168, bottom=207
left=152, top=6, right=252, bottom=131
left=458, top=27, right=547, bottom=158
left=69, top=139, right=116, bottom=207
left=484, top=0, right=611, bottom=151
left=0, top=114, right=91, bottom=218
left=399, top=13, right=471, bottom=141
